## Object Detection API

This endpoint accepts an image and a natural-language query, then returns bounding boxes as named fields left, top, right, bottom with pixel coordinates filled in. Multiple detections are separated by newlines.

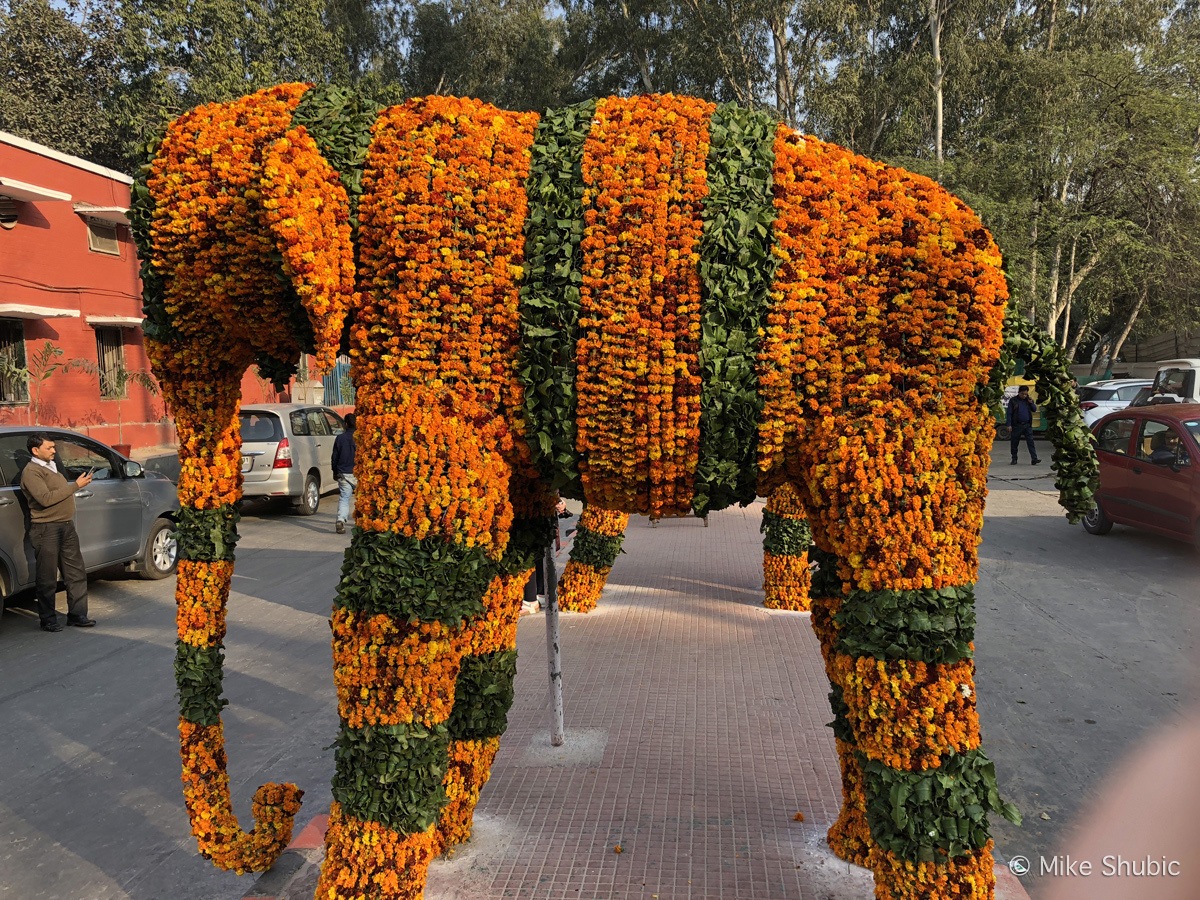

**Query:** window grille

left=95, top=327, right=125, bottom=398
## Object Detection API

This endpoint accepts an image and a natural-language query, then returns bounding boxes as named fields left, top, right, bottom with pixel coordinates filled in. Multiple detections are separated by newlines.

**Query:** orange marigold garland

left=316, top=802, right=438, bottom=900
left=178, top=721, right=303, bottom=874
left=137, top=87, right=1027, bottom=900
left=575, top=95, right=713, bottom=517
left=351, top=95, right=538, bottom=476
left=558, top=506, right=629, bottom=613
left=434, top=570, right=528, bottom=854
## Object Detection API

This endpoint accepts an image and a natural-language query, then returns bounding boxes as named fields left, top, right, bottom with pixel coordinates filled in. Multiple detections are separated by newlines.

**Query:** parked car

left=239, top=403, right=347, bottom=515
left=1077, top=378, right=1154, bottom=426
left=1083, top=403, right=1200, bottom=546
left=0, top=427, right=180, bottom=616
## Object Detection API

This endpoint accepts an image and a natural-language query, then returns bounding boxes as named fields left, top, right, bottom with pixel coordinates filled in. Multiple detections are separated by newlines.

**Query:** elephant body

left=140, top=86, right=1013, bottom=899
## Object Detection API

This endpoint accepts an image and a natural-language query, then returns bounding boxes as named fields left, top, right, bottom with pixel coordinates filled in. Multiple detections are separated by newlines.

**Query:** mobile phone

left=85, top=466, right=96, bottom=476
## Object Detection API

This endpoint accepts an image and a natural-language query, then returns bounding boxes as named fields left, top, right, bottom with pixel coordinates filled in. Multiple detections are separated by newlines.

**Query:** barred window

left=95, top=326, right=125, bottom=399
left=0, top=319, right=28, bottom=404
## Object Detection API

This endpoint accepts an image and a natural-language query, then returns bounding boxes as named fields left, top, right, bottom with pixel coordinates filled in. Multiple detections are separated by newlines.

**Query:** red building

left=1, top=132, right=351, bottom=454
left=0, top=130, right=169, bottom=452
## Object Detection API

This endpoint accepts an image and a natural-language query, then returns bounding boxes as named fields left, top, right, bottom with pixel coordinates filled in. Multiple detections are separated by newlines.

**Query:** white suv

left=1078, top=379, right=1153, bottom=426
left=239, top=404, right=347, bottom=514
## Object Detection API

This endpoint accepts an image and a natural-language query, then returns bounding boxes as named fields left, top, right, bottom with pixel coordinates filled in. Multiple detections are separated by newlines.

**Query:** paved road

left=0, top=454, right=1194, bottom=899
left=976, top=458, right=1198, bottom=890
left=0, top=498, right=345, bottom=900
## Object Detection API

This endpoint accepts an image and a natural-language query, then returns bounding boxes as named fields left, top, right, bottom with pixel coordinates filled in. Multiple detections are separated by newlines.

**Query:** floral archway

left=135, top=85, right=1034, bottom=899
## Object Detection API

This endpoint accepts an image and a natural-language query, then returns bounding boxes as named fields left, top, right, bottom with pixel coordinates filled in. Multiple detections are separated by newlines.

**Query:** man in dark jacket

left=331, top=413, right=356, bottom=534
left=20, top=434, right=95, bottom=631
left=1006, top=385, right=1041, bottom=465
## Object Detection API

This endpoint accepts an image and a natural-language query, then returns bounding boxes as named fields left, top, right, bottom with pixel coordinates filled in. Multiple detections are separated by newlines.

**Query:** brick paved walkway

left=251, top=501, right=1028, bottom=900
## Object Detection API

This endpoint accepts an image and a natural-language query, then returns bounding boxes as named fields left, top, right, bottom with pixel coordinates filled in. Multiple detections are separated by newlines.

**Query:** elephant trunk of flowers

left=152, top=345, right=304, bottom=872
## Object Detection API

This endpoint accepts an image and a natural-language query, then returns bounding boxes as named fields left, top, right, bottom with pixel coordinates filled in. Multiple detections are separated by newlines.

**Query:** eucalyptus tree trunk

left=928, top=0, right=945, bottom=177
left=769, top=6, right=795, bottom=126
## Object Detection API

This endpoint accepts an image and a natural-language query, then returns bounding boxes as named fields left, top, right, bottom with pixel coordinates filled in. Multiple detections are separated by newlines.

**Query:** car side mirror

left=124, top=460, right=144, bottom=478
left=1149, top=448, right=1176, bottom=467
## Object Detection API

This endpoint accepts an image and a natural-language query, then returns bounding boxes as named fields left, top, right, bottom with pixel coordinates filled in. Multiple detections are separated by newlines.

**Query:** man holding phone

left=20, top=434, right=95, bottom=632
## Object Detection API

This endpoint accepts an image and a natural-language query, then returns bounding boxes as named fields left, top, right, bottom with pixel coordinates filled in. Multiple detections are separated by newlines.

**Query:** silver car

left=0, top=427, right=180, bottom=617
left=1079, top=378, right=1154, bottom=426
left=239, top=403, right=347, bottom=515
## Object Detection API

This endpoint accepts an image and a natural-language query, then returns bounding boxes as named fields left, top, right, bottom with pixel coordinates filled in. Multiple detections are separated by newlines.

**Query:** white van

left=1148, top=359, right=1200, bottom=404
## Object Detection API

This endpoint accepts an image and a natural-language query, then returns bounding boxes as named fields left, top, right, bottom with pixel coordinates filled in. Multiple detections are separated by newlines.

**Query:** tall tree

left=0, top=0, right=121, bottom=164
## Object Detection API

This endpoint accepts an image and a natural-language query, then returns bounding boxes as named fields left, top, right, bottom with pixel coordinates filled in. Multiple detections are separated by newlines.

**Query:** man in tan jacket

left=20, top=434, right=94, bottom=632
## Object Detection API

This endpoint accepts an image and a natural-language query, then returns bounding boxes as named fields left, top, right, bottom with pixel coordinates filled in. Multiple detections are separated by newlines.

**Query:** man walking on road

left=1007, top=385, right=1041, bottom=465
left=332, top=413, right=356, bottom=534
left=20, top=434, right=95, bottom=632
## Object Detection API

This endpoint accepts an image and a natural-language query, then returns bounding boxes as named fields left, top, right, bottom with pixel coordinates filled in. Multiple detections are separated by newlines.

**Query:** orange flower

left=575, top=95, right=713, bottom=517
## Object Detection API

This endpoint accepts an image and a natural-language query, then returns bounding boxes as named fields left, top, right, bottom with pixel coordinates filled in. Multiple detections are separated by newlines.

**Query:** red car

left=1084, top=402, right=1200, bottom=545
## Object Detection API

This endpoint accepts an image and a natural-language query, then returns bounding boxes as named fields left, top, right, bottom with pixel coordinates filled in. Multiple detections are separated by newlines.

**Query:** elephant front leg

left=316, top=388, right=515, bottom=899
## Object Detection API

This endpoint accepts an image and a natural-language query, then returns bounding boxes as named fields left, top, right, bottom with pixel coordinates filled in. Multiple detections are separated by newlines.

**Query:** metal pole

left=543, top=541, right=565, bottom=746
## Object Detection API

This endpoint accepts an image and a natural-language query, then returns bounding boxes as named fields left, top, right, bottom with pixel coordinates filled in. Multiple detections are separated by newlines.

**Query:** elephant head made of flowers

left=136, top=84, right=1033, bottom=899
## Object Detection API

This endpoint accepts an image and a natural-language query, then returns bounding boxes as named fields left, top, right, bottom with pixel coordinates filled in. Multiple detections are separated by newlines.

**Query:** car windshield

left=1078, top=387, right=1115, bottom=401
left=239, top=412, right=283, bottom=442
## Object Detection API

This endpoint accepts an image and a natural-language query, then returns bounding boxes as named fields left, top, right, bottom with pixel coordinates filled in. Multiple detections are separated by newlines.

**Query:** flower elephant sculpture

left=137, top=84, right=1044, bottom=899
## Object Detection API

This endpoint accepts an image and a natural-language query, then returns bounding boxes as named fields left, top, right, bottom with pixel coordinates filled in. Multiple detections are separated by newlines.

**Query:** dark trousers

left=1010, top=423, right=1038, bottom=462
left=30, top=520, right=88, bottom=624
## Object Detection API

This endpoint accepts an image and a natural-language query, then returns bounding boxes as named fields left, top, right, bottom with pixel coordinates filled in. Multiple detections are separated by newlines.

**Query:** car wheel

left=1082, top=503, right=1113, bottom=536
left=138, top=518, right=178, bottom=579
left=996, top=425, right=1011, bottom=440
left=295, top=472, right=320, bottom=516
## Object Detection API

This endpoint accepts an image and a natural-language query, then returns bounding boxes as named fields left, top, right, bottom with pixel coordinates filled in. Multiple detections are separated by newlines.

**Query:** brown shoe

left=335, top=520, right=345, bottom=534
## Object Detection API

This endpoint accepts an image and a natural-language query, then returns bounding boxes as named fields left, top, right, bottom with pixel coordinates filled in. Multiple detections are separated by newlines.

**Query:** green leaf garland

left=568, top=524, right=624, bottom=570
left=175, top=641, right=229, bottom=726
left=334, top=531, right=491, bottom=625
left=834, top=585, right=976, bottom=665
left=760, top=509, right=813, bottom=557
left=693, top=104, right=779, bottom=515
left=518, top=100, right=597, bottom=497
left=862, top=749, right=1022, bottom=863
left=330, top=721, right=451, bottom=833
left=445, top=650, right=519, bottom=741
left=176, top=505, right=241, bottom=561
